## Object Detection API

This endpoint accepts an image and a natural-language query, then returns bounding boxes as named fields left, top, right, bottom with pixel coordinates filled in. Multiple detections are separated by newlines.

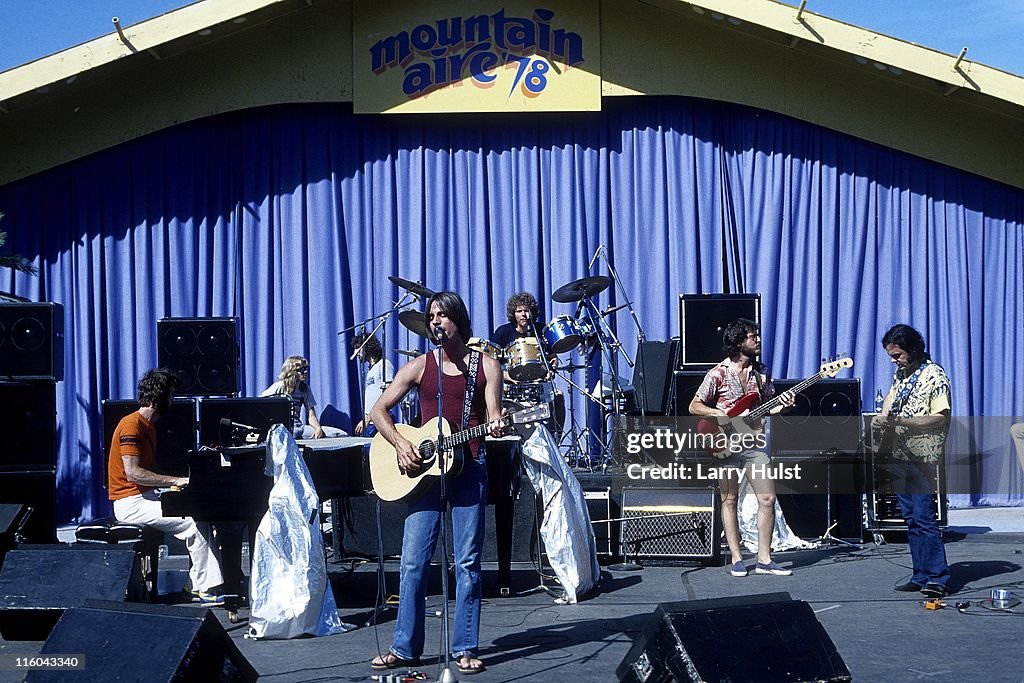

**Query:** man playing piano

left=108, top=368, right=225, bottom=605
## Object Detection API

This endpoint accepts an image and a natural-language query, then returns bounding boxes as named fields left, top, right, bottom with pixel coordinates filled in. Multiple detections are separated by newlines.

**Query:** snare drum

left=505, top=337, right=546, bottom=381
left=543, top=314, right=584, bottom=354
left=466, top=337, right=504, bottom=362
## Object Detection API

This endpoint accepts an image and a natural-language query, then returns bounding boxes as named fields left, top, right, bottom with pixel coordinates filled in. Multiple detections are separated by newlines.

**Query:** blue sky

left=1, top=0, right=1022, bottom=76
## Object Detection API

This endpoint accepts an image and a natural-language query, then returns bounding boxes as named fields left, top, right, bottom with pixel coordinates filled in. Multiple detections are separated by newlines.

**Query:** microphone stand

left=433, top=332, right=457, bottom=683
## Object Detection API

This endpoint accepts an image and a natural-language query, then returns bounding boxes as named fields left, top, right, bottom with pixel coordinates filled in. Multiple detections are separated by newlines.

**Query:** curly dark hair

left=424, top=291, right=472, bottom=342
left=506, top=292, right=539, bottom=325
left=881, top=324, right=930, bottom=362
left=137, top=367, right=179, bottom=411
left=352, top=332, right=383, bottom=364
left=722, top=318, right=759, bottom=358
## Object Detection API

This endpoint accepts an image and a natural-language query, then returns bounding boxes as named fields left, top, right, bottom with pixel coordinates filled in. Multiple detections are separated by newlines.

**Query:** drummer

left=491, top=292, right=558, bottom=381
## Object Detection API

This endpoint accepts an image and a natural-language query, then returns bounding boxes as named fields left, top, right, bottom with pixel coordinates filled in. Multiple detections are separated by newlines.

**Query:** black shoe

left=894, top=582, right=922, bottom=592
left=921, top=583, right=948, bottom=598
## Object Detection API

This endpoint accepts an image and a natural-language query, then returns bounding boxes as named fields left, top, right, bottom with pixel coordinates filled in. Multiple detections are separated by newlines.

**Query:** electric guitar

left=369, top=404, right=550, bottom=502
left=696, top=357, right=855, bottom=457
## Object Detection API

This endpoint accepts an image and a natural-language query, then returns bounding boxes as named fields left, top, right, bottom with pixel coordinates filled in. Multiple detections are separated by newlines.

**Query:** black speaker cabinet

left=632, top=341, right=679, bottom=415
left=0, top=302, right=64, bottom=381
left=0, top=381, right=56, bottom=469
left=29, top=600, right=257, bottom=682
left=0, top=545, right=142, bottom=640
left=157, top=317, right=239, bottom=396
left=102, top=398, right=197, bottom=478
left=617, top=592, right=851, bottom=682
left=620, top=487, right=720, bottom=565
left=0, top=470, right=56, bottom=544
left=198, top=396, right=291, bottom=448
left=584, top=487, right=614, bottom=556
left=672, top=370, right=708, bottom=416
left=678, top=294, right=760, bottom=368
left=771, top=378, right=861, bottom=453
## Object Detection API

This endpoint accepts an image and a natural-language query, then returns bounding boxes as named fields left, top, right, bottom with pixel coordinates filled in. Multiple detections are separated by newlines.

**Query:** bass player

left=688, top=318, right=796, bottom=578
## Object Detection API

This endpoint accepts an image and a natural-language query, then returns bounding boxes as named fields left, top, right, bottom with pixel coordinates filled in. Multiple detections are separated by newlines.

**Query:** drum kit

left=380, top=266, right=642, bottom=469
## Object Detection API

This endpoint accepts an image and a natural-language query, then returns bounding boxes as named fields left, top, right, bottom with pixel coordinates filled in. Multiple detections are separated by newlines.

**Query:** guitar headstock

left=819, top=355, right=854, bottom=377
left=511, top=404, right=551, bottom=424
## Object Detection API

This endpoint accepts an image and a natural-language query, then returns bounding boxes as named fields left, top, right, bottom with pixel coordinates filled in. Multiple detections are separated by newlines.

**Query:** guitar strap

left=889, top=359, right=930, bottom=417
left=462, top=350, right=480, bottom=432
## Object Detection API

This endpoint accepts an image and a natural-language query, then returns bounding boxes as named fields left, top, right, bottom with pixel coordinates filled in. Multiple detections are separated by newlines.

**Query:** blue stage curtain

left=0, top=97, right=1021, bottom=522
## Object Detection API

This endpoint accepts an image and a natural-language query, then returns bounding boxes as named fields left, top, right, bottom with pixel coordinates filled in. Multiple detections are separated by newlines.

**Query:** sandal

left=457, top=656, right=486, bottom=675
left=370, top=652, right=420, bottom=670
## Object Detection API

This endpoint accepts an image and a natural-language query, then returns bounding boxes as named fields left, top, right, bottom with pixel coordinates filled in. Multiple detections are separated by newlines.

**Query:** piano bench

left=75, top=518, right=162, bottom=602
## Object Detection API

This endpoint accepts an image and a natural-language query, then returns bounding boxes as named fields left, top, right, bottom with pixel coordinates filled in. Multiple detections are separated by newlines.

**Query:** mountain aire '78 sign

left=353, top=0, right=600, bottom=113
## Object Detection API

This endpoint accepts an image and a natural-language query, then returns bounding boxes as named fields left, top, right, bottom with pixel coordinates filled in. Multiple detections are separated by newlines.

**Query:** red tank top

left=420, top=349, right=487, bottom=460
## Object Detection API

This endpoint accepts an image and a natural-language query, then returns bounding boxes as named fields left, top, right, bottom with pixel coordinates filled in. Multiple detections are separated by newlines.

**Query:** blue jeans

left=893, top=459, right=950, bottom=588
left=391, top=454, right=487, bottom=661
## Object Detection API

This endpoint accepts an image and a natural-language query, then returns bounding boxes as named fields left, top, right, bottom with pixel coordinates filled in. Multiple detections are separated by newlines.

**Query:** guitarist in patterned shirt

left=873, top=324, right=951, bottom=598
left=689, top=318, right=795, bottom=578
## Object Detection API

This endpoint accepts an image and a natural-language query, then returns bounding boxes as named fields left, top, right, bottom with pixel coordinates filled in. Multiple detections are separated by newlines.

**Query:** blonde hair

left=277, top=355, right=309, bottom=394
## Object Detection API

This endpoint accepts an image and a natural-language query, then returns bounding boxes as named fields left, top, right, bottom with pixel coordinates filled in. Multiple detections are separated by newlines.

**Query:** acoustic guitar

left=369, top=404, right=550, bottom=502
left=696, top=357, right=854, bottom=457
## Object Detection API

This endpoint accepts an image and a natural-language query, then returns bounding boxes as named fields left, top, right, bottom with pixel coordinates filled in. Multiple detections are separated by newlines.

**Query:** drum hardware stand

left=517, top=490, right=566, bottom=599
left=580, top=296, right=633, bottom=471
left=555, top=363, right=605, bottom=469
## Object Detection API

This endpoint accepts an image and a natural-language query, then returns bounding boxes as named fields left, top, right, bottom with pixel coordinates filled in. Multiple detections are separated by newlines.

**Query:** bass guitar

left=369, top=404, right=550, bottom=502
left=696, top=357, right=854, bottom=457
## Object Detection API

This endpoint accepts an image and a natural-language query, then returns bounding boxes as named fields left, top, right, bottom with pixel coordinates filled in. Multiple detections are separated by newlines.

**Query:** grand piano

left=161, top=436, right=371, bottom=610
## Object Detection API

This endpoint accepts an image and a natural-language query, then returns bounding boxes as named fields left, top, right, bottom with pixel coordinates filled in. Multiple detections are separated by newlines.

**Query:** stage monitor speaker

left=0, top=381, right=56, bottom=469
left=620, top=487, right=720, bottom=565
left=0, top=302, right=64, bottom=381
left=157, top=317, right=238, bottom=396
left=772, top=378, right=861, bottom=453
left=678, top=294, right=760, bottom=368
left=29, top=600, right=257, bottom=682
left=101, top=398, right=197, bottom=478
left=198, top=396, right=291, bottom=448
left=0, top=545, right=141, bottom=640
left=0, top=470, right=56, bottom=544
left=617, top=592, right=851, bottom=682
left=672, top=370, right=708, bottom=416
left=632, top=341, right=679, bottom=415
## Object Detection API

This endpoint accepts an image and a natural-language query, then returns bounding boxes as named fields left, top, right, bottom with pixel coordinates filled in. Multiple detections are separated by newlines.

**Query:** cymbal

left=395, top=348, right=422, bottom=358
left=388, top=275, right=435, bottom=299
left=552, top=275, right=612, bottom=303
left=398, top=310, right=431, bottom=340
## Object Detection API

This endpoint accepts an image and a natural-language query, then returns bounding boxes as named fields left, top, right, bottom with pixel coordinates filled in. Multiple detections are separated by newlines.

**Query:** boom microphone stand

left=432, top=329, right=458, bottom=683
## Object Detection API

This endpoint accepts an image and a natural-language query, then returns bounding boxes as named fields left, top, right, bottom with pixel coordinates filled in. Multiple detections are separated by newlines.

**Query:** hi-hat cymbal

left=389, top=275, right=435, bottom=299
left=395, top=348, right=423, bottom=358
left=398, top=310, right=431, bottom=340
left=552, top=275, right=612, bottom=303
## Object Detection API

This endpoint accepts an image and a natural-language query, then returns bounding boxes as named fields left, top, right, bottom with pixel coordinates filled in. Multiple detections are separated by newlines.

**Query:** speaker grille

left=620, top=487, right=719, bottom=561
left=0, top=303, right=64, bottom=381
left=157, top=318, right=238, bottom=396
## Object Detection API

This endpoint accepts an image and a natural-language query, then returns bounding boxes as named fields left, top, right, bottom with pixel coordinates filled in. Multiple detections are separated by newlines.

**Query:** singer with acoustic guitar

left=368, top=291, right=502, bottom=676
left=688, top=318, right=796, bottom=579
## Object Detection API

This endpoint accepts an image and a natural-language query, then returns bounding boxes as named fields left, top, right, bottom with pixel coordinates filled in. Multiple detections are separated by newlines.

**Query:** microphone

left=219, top=417, right=261, bottom=434
left=588, top=244, right=604, bottom=270
left=433, top=325, right=448, bottom=343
